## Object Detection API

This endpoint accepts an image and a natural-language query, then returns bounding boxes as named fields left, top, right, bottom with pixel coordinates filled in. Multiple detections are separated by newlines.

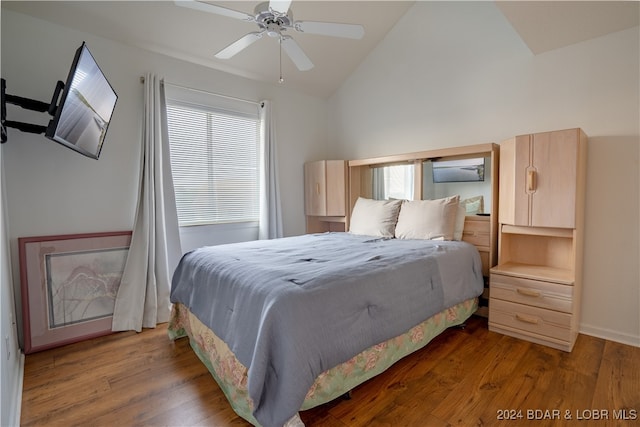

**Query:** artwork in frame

left=19, top=231, right=132, bottom=354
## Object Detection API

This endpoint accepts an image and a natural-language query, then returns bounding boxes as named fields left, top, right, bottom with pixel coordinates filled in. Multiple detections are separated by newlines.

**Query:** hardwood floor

left=21, top=316, right=639, bottom=426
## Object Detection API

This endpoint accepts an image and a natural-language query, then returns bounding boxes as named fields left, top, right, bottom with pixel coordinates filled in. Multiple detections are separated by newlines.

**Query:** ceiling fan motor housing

left=255, top=1, right=292, bottom=37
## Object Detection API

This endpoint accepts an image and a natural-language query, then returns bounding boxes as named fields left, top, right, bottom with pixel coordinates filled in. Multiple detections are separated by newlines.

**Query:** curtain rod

left=139, top=76, right=261, bottom=107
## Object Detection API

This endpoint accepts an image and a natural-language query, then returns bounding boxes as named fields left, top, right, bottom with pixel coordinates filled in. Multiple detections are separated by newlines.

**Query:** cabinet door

left=530, top=129, right=578, bottom=228
left=325, top=160, right=346, bottom=216
left=304, top=161, right=326, bottom=216
left=499, top=135, right=531, bottom=226
left=499, top=130, right=579, bottom=228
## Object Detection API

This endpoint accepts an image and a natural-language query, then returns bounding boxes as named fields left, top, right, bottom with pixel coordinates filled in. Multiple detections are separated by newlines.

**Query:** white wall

left=328, top=2, right=640, bottom=346
left=1, top=9, right=328, bottom=348
left=1, top=142, right=23, bottom=427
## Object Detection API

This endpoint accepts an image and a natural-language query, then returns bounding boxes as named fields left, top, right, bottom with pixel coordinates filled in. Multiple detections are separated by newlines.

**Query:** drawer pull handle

left=515, top=314, right=539, bottom=325
left=517, top=288, right=541, bottom=298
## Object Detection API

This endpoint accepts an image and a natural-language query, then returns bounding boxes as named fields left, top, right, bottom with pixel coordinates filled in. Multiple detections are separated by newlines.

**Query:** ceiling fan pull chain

left=279, top=37, right=284, bottom=84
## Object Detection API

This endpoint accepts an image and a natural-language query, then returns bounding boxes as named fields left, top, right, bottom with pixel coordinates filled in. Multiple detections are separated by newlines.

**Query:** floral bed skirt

left=168, top=298, right=478, bottom=426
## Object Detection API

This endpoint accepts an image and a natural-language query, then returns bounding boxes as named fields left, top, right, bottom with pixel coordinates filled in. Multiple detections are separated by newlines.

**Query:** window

left=166, top=97, right=260, bottom=227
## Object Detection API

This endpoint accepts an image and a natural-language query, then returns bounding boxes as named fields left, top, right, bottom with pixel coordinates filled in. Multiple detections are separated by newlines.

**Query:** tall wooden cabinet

left=489, top=128, right=587, bottom=352
left=304, top=160, right=348, bottom=233
left=499, top=130, right=582, bottom=229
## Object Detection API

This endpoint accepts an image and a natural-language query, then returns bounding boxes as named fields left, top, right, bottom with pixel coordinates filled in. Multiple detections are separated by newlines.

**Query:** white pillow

left=349, top=197, right=402, bottom=238
left=453, top=202, right=466, bottom=241
left=395, top=195, right=460, bottom=240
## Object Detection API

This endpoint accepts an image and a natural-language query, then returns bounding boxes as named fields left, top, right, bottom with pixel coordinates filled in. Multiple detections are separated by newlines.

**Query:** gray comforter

left=170, top=232, right=483, bottom=427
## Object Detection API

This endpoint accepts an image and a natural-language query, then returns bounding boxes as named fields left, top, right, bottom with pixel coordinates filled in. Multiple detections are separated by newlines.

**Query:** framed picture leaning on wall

left=19, top=231, right=132, bottom=354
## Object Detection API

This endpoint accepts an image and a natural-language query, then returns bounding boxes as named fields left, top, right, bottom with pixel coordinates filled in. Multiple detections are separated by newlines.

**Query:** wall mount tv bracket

left=1, top=78, right=65, bottom=143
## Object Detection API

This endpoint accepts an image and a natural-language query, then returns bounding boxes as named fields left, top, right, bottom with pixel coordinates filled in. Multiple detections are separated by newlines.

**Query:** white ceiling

left=495, top=1, right=639, bottom=55
left=2, top=1, right=638, bottom=98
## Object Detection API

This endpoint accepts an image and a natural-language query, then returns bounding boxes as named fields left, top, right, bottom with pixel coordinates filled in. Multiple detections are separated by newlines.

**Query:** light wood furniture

left=462, top=215, right=491, bottom=277
left=22, top=318, right=640, bottom=427
left=304, top=160, right=348, bottom=233
left=490, top=128, right=587, bottom=352
left=348, top=143, right=500, bottom=309
left=462, top=215, right=491, bottom=316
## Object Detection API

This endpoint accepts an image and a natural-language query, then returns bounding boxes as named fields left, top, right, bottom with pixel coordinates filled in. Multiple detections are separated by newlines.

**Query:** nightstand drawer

left=462, top=218, right=490, bottom=248
left=489, top=299, right=572, bottom=342
left=490, top=274, right=573, bottom=313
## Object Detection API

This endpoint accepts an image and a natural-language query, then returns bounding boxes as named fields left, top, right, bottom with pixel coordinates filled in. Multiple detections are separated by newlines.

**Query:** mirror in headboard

left=370, top=163, right=415, bottom=200
left=348, top=142, right=499, bottom=219
left=367, top=156, right=493, bottom=216
left=422, top=156, right=492, bottom=215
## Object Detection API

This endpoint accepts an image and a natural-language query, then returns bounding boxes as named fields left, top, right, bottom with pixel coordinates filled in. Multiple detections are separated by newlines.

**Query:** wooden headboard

left=348, top=142, right=500, bottom=278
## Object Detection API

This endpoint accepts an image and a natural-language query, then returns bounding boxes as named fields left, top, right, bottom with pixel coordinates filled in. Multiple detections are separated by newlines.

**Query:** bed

left=168, top=195, right=485, bottom=427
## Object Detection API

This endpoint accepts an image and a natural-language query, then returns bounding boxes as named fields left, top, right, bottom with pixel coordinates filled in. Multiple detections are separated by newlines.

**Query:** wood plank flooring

left=21, top=316, right=640, bottom=426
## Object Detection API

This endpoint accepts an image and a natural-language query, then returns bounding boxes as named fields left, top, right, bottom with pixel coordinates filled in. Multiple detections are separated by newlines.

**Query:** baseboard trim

left=580, top=323, right=640, bottom=348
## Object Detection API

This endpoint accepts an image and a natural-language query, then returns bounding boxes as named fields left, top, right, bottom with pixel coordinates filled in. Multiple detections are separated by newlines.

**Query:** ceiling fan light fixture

left=266, top=22, right=282, bottom=38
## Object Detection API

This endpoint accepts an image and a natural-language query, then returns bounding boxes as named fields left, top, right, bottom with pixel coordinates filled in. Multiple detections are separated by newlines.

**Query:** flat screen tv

left=45, top=42, right=117, bottom=159
left=432, top=157, right=485, bottom=183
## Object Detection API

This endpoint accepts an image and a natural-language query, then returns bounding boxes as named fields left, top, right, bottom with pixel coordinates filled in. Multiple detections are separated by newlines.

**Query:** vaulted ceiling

left=2, top=1, right=638, bottom=98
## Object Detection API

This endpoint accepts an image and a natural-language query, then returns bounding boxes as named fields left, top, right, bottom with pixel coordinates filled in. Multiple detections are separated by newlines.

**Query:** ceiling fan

left=175, top=0, right=365, bottom=74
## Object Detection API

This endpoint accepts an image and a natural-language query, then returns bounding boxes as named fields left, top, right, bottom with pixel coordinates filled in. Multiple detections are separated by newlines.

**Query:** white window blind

left=166, top=97, right=260, bottom=227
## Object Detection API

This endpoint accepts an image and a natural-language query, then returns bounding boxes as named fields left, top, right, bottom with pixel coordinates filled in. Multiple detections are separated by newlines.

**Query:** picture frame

left=19, top=231, right=132, bottom=354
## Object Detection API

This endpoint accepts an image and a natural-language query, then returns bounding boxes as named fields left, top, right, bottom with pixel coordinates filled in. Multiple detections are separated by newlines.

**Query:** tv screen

left=432, top=157, right=485, bottom=183
left=45, top=42, right=117, bottom=159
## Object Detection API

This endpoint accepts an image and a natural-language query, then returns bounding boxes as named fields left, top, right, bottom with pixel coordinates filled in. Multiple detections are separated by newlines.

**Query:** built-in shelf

left=501, top=224, right=573, bottom=238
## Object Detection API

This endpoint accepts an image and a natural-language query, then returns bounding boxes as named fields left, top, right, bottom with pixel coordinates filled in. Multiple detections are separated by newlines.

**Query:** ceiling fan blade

left=174, top=1, right=254, bottom=22
left=281, top=36, right=314, bottom=71
left=215, top=32, right=264, bottom=59
left=294, top=21, right=364, bottom=39
left=269, top=0, right=291, bottom=15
